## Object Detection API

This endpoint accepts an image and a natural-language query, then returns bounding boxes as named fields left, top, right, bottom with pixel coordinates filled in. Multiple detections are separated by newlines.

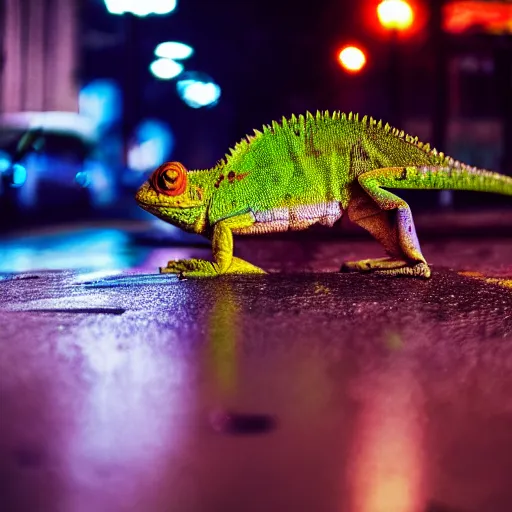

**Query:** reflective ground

left=0, top=214, right=511, bottom=512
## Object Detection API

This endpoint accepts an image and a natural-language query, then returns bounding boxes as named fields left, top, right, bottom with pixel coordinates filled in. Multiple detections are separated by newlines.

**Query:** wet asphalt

left=0, top=227, right=511, bottom=512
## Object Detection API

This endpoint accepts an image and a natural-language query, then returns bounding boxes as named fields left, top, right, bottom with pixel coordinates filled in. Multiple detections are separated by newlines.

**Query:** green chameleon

left=135, top=111, right=512, bottom=279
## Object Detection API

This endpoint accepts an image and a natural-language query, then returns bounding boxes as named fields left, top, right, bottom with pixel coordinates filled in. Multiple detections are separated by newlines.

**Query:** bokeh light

left=149, top=58, right=183, bottom=80
left=10, top=163, right=27, bottom=188
left=75, top=171, right=92, bottom=188
left=79, top=79, right=122, bottom=129
left=104, top=0, right=177, bottom=16
left=128, top=119, right=174, bottom=172
left=155, top=42, right=194, bottom=60
left=176, top=78, right=221, bottom=108
left=0, top=151, right=11, bottom=173
left=338, top=46, right=367, bottom=73
left=176, top=72, right=221, bottom=108
left=377, top=0, right=414, bottom=31
left=0, top=152, right=27, bottom=188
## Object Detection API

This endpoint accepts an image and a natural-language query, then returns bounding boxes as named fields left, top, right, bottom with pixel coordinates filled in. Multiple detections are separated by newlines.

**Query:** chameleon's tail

left=392, top=161, right=512, bottom=196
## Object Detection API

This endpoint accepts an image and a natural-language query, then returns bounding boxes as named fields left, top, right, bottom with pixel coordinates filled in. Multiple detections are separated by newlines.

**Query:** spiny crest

left=220, top=110, right=449, bottom=167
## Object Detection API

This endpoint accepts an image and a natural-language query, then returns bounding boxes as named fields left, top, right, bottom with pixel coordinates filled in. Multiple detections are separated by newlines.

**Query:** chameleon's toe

left=159, top=257, right=266, bottom=278
left=160, top=258, right=218, bottom=278
left=340, top=257, right=408, bottom=273
left=373, top=262, right=431, bottom=279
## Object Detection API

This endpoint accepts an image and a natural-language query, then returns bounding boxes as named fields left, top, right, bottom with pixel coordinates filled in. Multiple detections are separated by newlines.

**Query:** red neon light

left=444, top=1, right=512, bottom=34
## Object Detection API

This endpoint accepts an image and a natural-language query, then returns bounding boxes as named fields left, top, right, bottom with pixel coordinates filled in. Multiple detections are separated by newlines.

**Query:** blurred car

left=0, top=112, right=114, bottom=224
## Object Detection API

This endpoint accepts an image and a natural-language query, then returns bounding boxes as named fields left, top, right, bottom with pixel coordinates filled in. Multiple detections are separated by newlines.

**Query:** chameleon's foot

left=160, top=257, right=266, bottom=278
left=341, top=257, right=408, bottom=273
left=341, top=258, right=431, bottom=279
left=227, top=257, right=267, bottom=274
left=160, top=258, right=217, bottom=278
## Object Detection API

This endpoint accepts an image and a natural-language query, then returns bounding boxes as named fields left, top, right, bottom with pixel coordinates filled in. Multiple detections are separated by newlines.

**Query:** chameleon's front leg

left=342, top=167, right=431, bottom=279
left=160, top=216, right=266, bottom=278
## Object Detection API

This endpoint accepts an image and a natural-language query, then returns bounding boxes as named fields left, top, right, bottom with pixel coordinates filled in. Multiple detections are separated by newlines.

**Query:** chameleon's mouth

left=136, top=200, right=165, bottom=209
left=135, top=184, right=204, bottom=209
left=134, top=189, right=172, bottom=209
left=136, top=198, right=204, bottom=210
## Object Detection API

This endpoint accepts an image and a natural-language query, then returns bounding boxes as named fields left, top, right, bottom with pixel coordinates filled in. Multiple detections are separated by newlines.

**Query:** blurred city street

left=1, top=0, right=511, bottom=510
left=0, top=212, right=511, bottom=512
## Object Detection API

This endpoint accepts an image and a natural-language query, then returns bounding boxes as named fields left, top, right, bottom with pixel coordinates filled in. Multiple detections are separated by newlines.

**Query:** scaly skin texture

left=135, top=111, right=512, bottom=279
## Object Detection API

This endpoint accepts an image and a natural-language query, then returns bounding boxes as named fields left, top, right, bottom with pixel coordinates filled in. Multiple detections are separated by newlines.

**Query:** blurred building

left=0, top=0, right=79, bottom=113
left=406, top=0, right=512, bottom=207
left=0, top=0, right=116, bottom=227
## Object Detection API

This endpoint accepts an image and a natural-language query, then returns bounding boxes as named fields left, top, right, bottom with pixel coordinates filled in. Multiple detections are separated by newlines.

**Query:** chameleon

left=135, top=111, right=512, bottom=279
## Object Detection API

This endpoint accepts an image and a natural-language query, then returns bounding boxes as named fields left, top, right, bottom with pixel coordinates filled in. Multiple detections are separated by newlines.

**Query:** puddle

left=76, top=273, right=179, bottom=288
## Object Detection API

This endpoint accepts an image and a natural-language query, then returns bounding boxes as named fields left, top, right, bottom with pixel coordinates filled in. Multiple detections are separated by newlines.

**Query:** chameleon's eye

left=150, top=161, right=187, bottom=196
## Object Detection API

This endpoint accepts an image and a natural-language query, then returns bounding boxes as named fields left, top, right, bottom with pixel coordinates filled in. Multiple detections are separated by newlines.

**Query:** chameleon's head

left=135, top=161, right=207, bottom=232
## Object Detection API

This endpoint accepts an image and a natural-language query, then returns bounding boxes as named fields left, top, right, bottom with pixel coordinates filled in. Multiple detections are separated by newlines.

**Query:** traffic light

left=338, top=46, right=367, bottom=73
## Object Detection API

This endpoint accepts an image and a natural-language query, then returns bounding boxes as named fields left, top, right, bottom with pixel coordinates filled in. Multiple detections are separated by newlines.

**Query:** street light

left=377, top=0, right=414, bottom=31
left=104, top=0, right=177, bottom=16
left=377, top=0, right=415, bottom=127
left=102, top=0, right=179, bottom=168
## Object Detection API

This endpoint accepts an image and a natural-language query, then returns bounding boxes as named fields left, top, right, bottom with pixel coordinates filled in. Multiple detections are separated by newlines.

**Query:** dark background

left=78, top=0, right=512, bottom=164
left=0, top=0, right=511, bottom=229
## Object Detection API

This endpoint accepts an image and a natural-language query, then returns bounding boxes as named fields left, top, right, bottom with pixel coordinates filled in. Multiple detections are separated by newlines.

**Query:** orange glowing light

left=338, top=46, right=367, bottom=73
left=377, top=0, right=415, bottom=30
left=444, top=1, right=512, bottom=34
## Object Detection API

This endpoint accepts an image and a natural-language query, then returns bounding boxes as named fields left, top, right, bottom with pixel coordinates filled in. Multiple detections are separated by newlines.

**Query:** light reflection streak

left=0, top=229, right=131, bottom=272
left=73, top=269, right=124, bottom=283
left=64, top=327, right=188, bottom=510
left=348, top=356, right=427, bottom=512
left=205, top=281, right=239, bottom=401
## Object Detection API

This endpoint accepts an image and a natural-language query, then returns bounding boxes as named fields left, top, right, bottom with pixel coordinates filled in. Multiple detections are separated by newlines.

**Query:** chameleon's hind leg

left=341, top=178, right=431, bottom=279
left=161, top=215, right=266, bottom=278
